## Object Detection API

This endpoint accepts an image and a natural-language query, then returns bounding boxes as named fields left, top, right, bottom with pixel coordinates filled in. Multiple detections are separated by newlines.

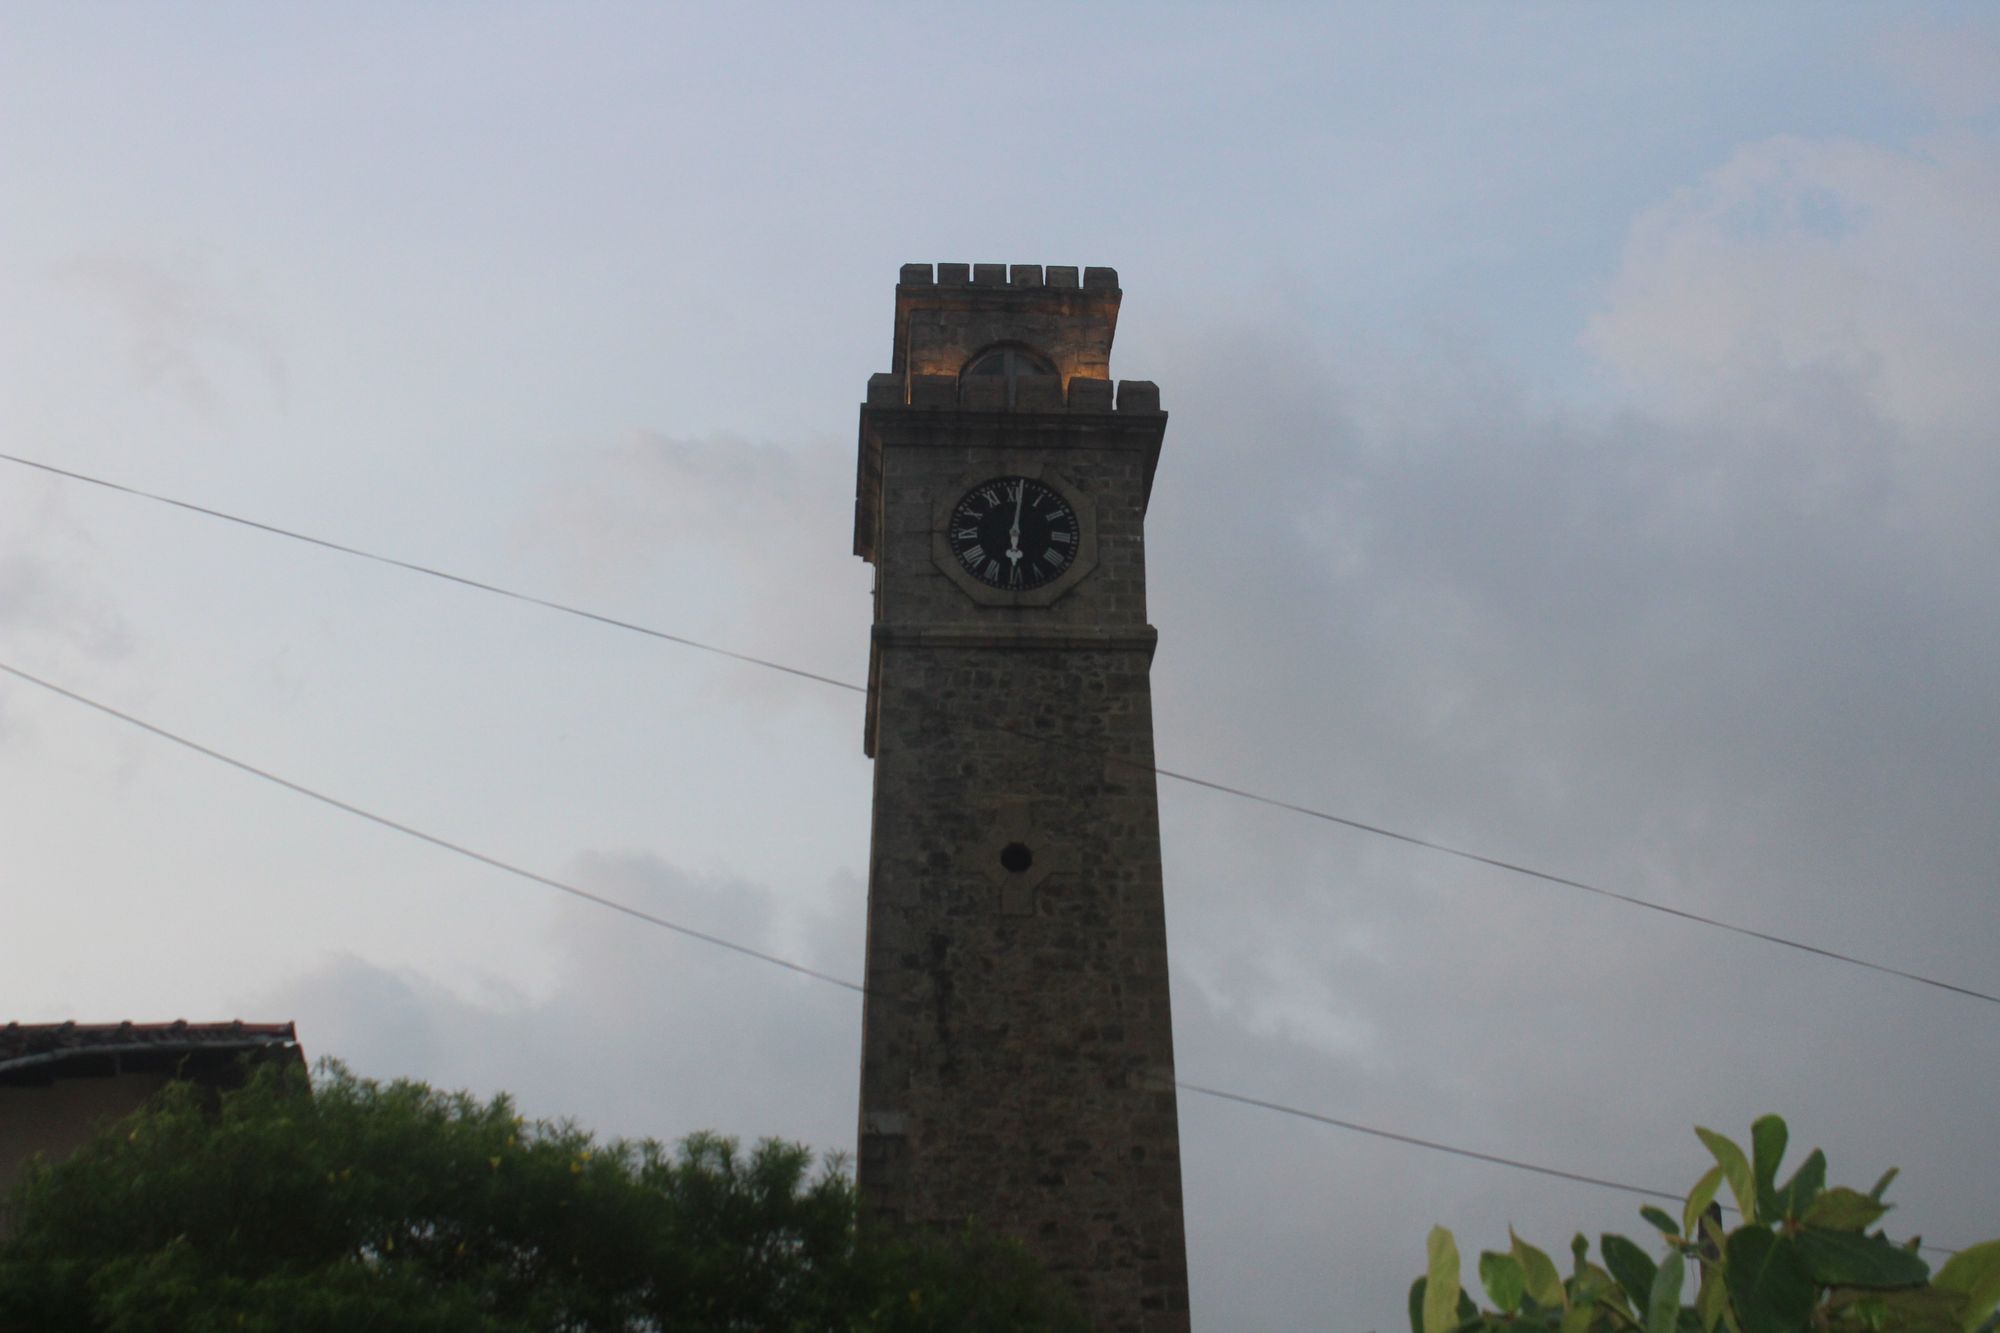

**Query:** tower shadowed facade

left=853, top=262, right=1190, bottom=1331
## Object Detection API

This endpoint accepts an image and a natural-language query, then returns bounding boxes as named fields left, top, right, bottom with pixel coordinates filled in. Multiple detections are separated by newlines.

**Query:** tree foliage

left=0, top=1062, right=1082, bottom=1333
left=1412, top=1115, right=2000, bottom=1333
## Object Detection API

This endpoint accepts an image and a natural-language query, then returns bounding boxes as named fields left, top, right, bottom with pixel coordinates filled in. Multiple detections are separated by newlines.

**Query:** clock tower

left=852, top=262, right=1190, bottom=1330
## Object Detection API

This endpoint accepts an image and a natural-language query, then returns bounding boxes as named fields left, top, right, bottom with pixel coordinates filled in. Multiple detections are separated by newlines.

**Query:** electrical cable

left=1127, top=760, right=2000, bottom=1007
left=1170, top=1080, right=1962, bottom=1257
left=0, top=659, right=866, bottom=996
left=4, top=450, right=1995, bottom=1010
left=0, top=658, right=1967, bottom=1256
left=0, top=453, right=861, bottom=696
left=1171, top=1079, right=1683, bottom=1199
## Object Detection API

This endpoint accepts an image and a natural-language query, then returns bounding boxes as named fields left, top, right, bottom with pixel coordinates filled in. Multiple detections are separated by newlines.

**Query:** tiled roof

left=0, top=1020, right=299, bottom=1076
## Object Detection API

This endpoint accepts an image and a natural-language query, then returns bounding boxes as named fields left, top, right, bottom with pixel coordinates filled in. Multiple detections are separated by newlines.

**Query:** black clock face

left=946, top=476, right=1082, bottom=591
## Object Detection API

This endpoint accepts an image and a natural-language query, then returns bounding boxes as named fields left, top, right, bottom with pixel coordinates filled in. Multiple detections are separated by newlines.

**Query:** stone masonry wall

left=858, top=641, right=1189, bottom=1331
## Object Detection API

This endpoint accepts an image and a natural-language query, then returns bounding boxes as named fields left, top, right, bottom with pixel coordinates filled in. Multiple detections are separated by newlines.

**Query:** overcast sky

left=4, top=5, right=1997, bottom=1328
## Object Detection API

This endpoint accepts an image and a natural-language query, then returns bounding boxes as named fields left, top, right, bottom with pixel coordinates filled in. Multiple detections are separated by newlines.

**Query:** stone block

left=899, top=263, right=934, bottom=287
left=937, top=262, right=971, bottom=286
left=910, top=374, right=956, bottom=407
left=867, top=372, right=904, bottom=406
left=972, top=262, right=1007, bottom=286
left=1116, top=380, right=1161, bottom=413
left=1013, top=373, right=1063, bottom=410
left=1083, top=266, right=1119, bottom=289
left=1066, top=376, right=1113, bottom=411
left=961, top=377, right=1007, bottom=410
left=1009, top=264, right=1044, bottom=287
left=1046, top=265, right=1080, bottom=288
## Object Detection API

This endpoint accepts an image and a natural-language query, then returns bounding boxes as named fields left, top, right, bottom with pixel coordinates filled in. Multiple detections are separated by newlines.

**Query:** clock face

left=945, top=476, right=1082, bottom=592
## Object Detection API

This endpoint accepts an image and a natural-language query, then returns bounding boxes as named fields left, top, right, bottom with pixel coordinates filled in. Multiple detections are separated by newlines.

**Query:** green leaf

left=1935, top=1240, right=2000, bottom=1333
left=1803, top=1188, right=1891, bottom=1234
left=1726, top=1226, right=1818, bottom=1333
left=1686, top=1165, right=1727, bottom=1244
left=1427, top=1226, right=1464, bottom=1333
left=1481, top=1252, right=1527, bottom=1314
left=1771, top=1150, right=1826, bottom=1223
left=1800, top=1224, right=1920, bottom=1288
left=1828, top=1284, right=1966, bottom=1333
left=1697, top=1128, right=1758, bottom=1225
left=1868, top=1168, right=1899, bottom=1203
left=1795, top=1228, right=1929, bottom=1289
left=1513, top=1230, right=1567, bottom=1310
left=1643, top=1206, right=1683, bottom=1238
left=1605, top=1233, right=1661, bottom=1308
left=1576, top=1263, right=1632, bottom=1316
left=1750, top=1117, right=1789, bottom=1224
left=1648, top=1249, right=1687, bottom=1333
left=1697, top=1266, right=1730, bottom=1333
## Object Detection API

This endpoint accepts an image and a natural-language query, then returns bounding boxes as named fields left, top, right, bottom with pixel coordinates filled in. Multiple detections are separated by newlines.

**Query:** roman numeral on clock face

left=946, top=476, right=1084, bottom=592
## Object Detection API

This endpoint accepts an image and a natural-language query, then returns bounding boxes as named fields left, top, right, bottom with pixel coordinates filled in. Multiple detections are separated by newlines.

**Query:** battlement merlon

left=889, top=262, right=1123, bottom=384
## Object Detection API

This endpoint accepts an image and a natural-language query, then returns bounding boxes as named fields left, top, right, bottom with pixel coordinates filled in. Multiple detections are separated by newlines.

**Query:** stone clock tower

left=852, top=262, right=1190, bottom=1330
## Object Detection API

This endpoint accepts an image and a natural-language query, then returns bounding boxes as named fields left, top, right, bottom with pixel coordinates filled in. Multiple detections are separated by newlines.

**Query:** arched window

left=960, top=343, right=1057, bottom=407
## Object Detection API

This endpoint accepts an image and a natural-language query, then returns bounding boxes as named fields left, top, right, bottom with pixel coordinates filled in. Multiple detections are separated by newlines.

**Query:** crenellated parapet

left=883, top=260, right=1137, bottom=392
left=855, top=264, right=1166, bottom=564
left=865, top=261, right=1159, bottom=413
left=863, top=370, right=1163, bottom=414
left=898, top=262, right=1121, bottom=290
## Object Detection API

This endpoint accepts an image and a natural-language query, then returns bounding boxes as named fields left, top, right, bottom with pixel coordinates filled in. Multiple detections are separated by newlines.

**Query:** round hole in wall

left=999, top=842, right=1034, bottom=874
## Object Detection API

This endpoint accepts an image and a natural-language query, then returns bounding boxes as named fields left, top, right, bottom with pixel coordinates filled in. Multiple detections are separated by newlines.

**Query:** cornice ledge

left=872, top=623, right=1159, bottom=655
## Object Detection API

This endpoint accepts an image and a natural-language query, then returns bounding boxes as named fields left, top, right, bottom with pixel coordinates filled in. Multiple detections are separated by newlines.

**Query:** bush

left=1412, top=1115, right=2000, bottom=1333
left=0, top=1061, right=1082, bottom=1333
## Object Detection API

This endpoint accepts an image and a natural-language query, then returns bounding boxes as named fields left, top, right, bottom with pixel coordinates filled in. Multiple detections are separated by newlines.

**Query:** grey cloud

left=1132, top=131, right=1999, bottom=1321
left=251, top=851, right=863, bottom=1153
left=516, top=429, right=872, bottom=706
left=56, top=252, right=287, bottom=421
left=0, top=482, right=134, bottom=734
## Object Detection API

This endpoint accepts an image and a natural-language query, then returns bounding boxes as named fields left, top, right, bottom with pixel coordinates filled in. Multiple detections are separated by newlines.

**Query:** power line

left=1129, top=762, right=2000, bottom=1008
left=0, top=453, right=861, bottom=696
left=0, top=659, right=865, bottom=996
left=1172, top=1080, right=1682, bottom=1200
left=4, top=450, right=1996, bottom=1010
left=0, top=659, right=1967, bottom=1256
left=1171, top=1080, right=1963, bottom=1258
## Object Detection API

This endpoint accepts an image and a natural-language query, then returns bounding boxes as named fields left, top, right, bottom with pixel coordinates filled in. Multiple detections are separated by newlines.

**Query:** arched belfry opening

left=959, top=342, right=1057, bottom=407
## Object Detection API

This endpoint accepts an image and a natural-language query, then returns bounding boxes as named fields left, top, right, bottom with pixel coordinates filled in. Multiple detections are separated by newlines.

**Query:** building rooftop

left=0, top=1020, right=302, bottom=1084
